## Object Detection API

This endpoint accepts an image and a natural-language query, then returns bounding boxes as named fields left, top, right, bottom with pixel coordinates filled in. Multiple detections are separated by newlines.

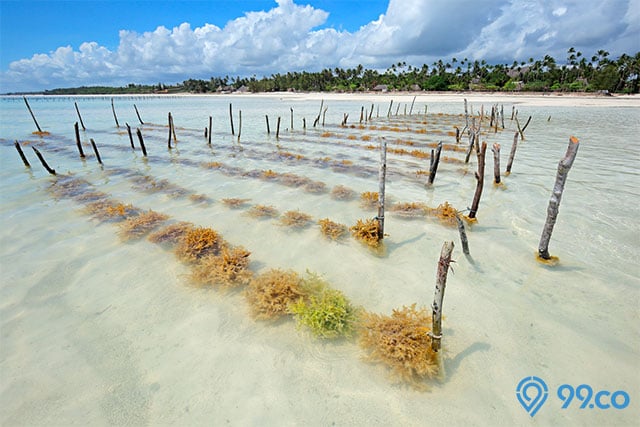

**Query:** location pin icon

left=516, top=376, right=549, bottom=417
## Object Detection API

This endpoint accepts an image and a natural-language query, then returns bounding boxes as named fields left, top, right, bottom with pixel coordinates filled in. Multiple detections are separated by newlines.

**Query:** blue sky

left=1, top=0, right=638, bottom=92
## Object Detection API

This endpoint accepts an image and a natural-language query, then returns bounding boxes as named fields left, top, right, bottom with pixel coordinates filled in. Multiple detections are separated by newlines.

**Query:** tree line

left=42, top=49, right=639, bottom=95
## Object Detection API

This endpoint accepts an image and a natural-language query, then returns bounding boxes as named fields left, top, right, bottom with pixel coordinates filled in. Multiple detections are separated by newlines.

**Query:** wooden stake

left=276, top=117, right=281, bottom=139
left=136, top=128, right=147, bottom=157
left=229, top=103, right=235, bottom=135
left=455, top=126, right=460, bottom=143
left=111, top=98, right=120, bottom=128
left=134, top=104, right=144, bottom=124
left=538, top=136, right=580, bottom=261
left=516, top=115, right=532, bottom=140
left=409, top=95, right=416, bottom=115
left=431, top=240, right=454, bottom=352
left=368, top=103, right=374, bottom=121
left=322, top=106, right=327, bottom=126
left=74, top=102, right=86, bottom=130
left=74, top=122, right=85, bottom=158
left=237, top=110, right=242, bottom=142
left=505, top=131, right=518, bottom=174
left=428, top=141, right=442, bottom=185
left=170, top=113, right=177, bottom=142
left=290, top=107, right=293, bottom=130
left=126, top=123, right=135, bottom=149
left=464, top=130, right=476, bottom=164
left=167, top=112, right=173, bottom=149
left=376, top=138, right=387, bottom=240
left=265, top=115, right=270, bottom=135
left=491, top=143, right=501, bottom=184
left=500, top=105, right=505, bottom=129
left=455, top=214, right=470, bottom=255
left=468, top=142, right=487, bottom=219
left=14, top=141, right=31, bottom=168
left=313, top=99, right=324, bottom=127
left=341, top=113, right=348, bottom=126
left=31, top=147, right=55, bottom=175
left=387, top=100, right=393, bottom=118
left=360, top=106, right=364, bottom=123
left=208, top=116, right=212, bottom=145
left=90, top=138, right=103, bottom=165
left=23, top=96, right=42, bottom=133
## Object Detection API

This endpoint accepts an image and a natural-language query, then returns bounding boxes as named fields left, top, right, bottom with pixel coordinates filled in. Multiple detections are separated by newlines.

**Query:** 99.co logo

left=516, top=376, right=631, bottom=417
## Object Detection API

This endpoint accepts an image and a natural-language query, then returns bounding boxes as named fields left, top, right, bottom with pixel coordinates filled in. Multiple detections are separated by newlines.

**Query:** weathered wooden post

left=455, top=214, right=470, bottom=255
left=74, top=122, right=85, bottom=158
left=491, top=143, right=501, bottom=184
left=208, top=116, right=212, bottom=145
left=505, top=131, right=518, bottom=174
left=467, top=142, right=487, bottom=220
left=276, top=117, right=281, bottom=139
left=31, top=147, right=56, bottom=175
left=428, top=141, right=442, bottom=185
left=74, top=102, right=86, bottom=130
left=23, top=96, right=43, bottom=133
left=111, top=98, right=120, bottom=128
left=464, top=130, right=476, bottom=164
left=90, top=138, right=103, bottom=165
left=360, top=106, right=364, bottom=124
left=136, top=128, right=147, bottom=157
left=431, top=240, right=454, bottom=352
left=455, top=126, right=460, bottom=143
left=170, top=113, right=177, bottom=142
left=386, top=100, right=393, bottom=118
left=290, top=107, right=294, bottom=130
left=376, top=138, right=387, bottom=240
left=237, top=110, right=242, bottom=142
left=322, top=106, right=328, bottom=126
left=314, top=99, right=324, bottom=127
left=229, top=103, right=235, bottom=135
left=126, top=123, right=135, bottom=149
left=265, top=115, right=270, bottom=135
left=14, top=141, right=31, bottom=168
left=167, top=112, right=173, bottom=149
left=516, top=115, right=532, bottom=140
left=409, top=95, right=416, bottom=115
left=537, top=136, right=580, bottom=262
left=134, top=104, right=144, bottom=124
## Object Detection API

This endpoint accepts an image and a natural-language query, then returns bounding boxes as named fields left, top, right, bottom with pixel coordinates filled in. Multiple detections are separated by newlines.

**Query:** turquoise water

left=1, top=94, right=638, bottom=425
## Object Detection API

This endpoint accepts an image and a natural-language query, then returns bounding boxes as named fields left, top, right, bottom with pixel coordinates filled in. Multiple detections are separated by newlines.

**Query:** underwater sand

left=0, top=93, right=639, bottom=425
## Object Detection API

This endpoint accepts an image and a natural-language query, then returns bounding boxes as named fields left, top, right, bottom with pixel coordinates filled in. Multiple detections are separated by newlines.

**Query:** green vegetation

left=289, top=272, right=360, bottom=339
left=26, top=49, right=638, bottom=95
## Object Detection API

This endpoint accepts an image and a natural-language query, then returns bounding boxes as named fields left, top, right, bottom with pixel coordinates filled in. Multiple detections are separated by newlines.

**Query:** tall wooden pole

left=31, top=147, right=56, bottom=175
left=492, top=143, right=501, bottom=184
left=237, top=110, right=242, bottom=142
left=229, top=103, right=235, bottom=135
left=376, top=138, right=387, bottom=240
left=23, top=96, right=42, bottom=133
left=428, top=141, right=442, bottom=185
left=74, top=122, right=85, bottom=158
left=276, top=117, right=281, bottom=139
left=265, top=115, right=270, bottom=135
left=74, top=102, right=86, bottom=130
left=14, top=141, right=31, bottom=168
left=136, top=128, right=147, bottom=157
left=111, top=98, right=120, bottom=128
left=538, top=136, right=580, bottom=261
left=468, top=142, right=487, bottom=219
left=431, top=240, right=454, bottom=352
left=126, top=123, right=135, bottom=149
left=506, top=131, right=518, bottom=174
left=90, top=138, right=103, bottom=165
left=134, top=104, right=144, bottom=124
left=208, top=116, right=212, bottom=145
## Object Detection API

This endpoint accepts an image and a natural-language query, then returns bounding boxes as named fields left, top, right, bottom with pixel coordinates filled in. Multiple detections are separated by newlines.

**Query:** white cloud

left=1, top=0, right=637, bottom=92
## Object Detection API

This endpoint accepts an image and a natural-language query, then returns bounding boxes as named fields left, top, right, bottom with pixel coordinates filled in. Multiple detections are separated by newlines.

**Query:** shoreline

left=3, top=91, right=639, bottom=107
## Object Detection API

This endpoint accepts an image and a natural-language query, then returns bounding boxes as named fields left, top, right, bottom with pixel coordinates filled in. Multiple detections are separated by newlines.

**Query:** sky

left=0, top=0, right=638, bottom=92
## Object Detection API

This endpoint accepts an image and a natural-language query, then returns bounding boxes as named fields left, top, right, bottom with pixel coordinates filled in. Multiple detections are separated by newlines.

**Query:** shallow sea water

left=0, top=94, right=638, bottom=425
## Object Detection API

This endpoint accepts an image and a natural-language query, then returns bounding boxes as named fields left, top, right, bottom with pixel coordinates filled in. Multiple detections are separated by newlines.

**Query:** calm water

left=1, top=94, right=638, bottom=425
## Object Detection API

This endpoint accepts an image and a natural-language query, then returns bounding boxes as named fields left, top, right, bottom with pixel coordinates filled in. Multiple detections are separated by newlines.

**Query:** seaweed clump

left=175, top=226, right=225, bottom=262
left=118, top=210, right=170, bottom=241
left=221, top=198, right=250, bottom=209
left=427, top=201, right=458, bottom=226
left=330, top=185, right=356, bottom=201
left=360, top=191, right=379, bottom=209
left=148, top=221, right=193, bottom=245
left=85, top=200, right=137, bottom=221
left=318, top=218, right=348, bottom=240
left=359, top=304, right=439, bottom=388
left=389, top=202, right=428, bottom=218
left=279, top=210, right=313, bottom=228
left=191, top=246, right=253, bottom=288
left=247, top=204, right=279, bottom=219
left=289, top=273, right=360, bottom=339
left=245, top=269, right=305, bottom=320
left=350, top=218, right=381, bottom=248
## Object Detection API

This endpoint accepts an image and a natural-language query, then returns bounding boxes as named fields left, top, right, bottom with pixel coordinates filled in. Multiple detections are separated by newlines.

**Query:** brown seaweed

left=279, top=210, right=313, bottom=228
left=359, top=191, right=379, bottom=209
left=191, top=245, right=253, bottom=288
left=359, top=304, right=439, bottom=388
left=147, top=221, right=194, bottom=245
left=221, top=198, right=251, bottom=208
left=175, top=226, right=226, bottom=262
left=330, top=185, right=356, bottom=201
left=247, top=205, right=279, bottom=219
left=318, top=218, right=348, bottom=240
left=350, top=218, right=381, bottom=247
left=85, top=200, right=137, bottom=221
left=118, top=210, right=170, bottom=241
left=245, top=269, right=305, bottom=320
